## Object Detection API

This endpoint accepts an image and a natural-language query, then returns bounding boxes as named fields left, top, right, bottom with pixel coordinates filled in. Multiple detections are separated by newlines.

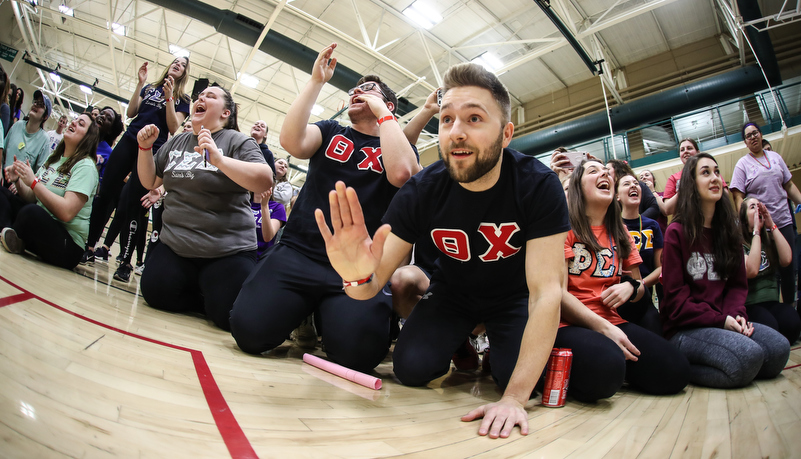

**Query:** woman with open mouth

left=731, top=122, right=801, bottom=317
left=555, top=159, right=689, bottom=403
left=82, top=57, right=192, bottom=285
left=134, top=85, right=273, bottom=331
left=615, top=173, right=663, bottom=334
left=739, top=196, right=801, bottom=344
left=0, top=113, right=100, bottom=269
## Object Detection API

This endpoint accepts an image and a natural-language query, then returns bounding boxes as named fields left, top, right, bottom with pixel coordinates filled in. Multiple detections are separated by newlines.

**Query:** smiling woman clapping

left=0, top=114, right=100, bottom=269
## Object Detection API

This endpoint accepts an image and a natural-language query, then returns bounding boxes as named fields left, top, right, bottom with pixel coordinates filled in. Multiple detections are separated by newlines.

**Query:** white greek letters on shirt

left=39, top=165, right=70, bottom=190
left=687, top=252, right=706, bottom=280
left=593, top=247, right=616, bottom=277
left=759, top=250, right=770, bottom=272
left=164, top=148, right=220, bottom=178
left=704, top=253, right=720, bottom=280
left=686, top=252, right=719, bottom=280
left=567, top=242, right=616, bottom=277
left=324, top=135, right=384, bottom=174
left=568, top=243, right=592, bottom=275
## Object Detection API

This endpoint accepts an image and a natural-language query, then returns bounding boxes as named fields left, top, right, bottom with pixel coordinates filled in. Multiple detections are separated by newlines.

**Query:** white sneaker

left=134, top=263, right=145, bottom=276
left=470, top=333, right=490, bottom=354
left=1, top=228, right=24, bottom=254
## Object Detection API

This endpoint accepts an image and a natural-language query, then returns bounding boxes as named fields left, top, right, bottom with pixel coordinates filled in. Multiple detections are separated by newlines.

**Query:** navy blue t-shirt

left=280, top=119, right=419, bottom=263
left=383, top=148, right=570, bottom=300
left=124, top=84, right=191, bottom=150
left=258, top=143, right=276, bottom=176
left=623, top=215, right=663, bottom=279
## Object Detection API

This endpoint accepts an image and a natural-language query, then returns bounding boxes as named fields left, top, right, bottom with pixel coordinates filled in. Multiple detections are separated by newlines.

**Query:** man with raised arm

left=231, top=42, right=422, bottom=372
left=316, top=62, right=569, bottom=439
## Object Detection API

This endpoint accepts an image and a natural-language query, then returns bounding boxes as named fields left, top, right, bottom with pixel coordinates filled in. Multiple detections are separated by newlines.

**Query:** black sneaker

left=1, top=228, right=24, bottom=254
left=94, top=246, right=110, bottom=263
left=79, top=249, right=94, bottom=264
left=113, top=263, right=133, bottom=283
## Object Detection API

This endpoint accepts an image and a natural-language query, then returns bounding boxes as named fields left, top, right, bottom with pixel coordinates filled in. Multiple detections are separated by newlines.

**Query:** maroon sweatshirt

left=661, top=223, right=748, bottom=339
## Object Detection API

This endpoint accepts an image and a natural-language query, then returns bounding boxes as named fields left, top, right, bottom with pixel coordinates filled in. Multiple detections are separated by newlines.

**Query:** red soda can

left=541, top=348, right=573, bottom=407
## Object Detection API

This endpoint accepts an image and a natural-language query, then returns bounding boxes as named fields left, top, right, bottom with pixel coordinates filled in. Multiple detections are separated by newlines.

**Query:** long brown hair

left=154, top=57, right=191, bottom=104
left=674, top=153, right=742, bottom=279
left=739, top=196, right=778, bottom=273
left=567, top=159, right=631, bottom=260
left=44, top=114, right=100, bottom=174
left=0, top=63, right=9, bottom=112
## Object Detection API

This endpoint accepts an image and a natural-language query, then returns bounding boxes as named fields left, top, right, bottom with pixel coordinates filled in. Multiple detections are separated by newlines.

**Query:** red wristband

left=167, top=96, right=174, bottom=102
left=342, top=273, right=374, bottom=289
left=377, top=115, right=395, bottom=126
left=138, top=145, right=152, bottom=151
left=30, top=178, right=38, bottom=191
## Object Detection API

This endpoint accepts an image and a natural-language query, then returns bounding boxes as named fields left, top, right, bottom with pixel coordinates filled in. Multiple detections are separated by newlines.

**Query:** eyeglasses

left=347, top=82, right=390, bottom=101
left=744, top=131, right=761, bottom=140
left=32, top=100, right=45, bottom=108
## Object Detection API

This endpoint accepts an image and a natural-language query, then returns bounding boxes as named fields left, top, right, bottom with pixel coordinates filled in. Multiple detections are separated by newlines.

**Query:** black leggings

left=747, top=300, right=801, bottom=344
left=554, top=323, right=690, bottom=403
left=230, top=243, right=393, bottom=373
left=0, top=191, right=83, bottom=269
left=778, top=224, right=797, bottom=305
left=140, top=243, right=257, bottom=331
left=116, top=165, right=149, bottom=266
left=87, top=135, right=139, bottom=248
left=617, top=291, right=662, bottom=336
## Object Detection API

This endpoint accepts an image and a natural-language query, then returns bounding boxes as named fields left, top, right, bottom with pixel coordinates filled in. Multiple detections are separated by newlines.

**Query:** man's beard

left=440, top=131, right=504, bottom=183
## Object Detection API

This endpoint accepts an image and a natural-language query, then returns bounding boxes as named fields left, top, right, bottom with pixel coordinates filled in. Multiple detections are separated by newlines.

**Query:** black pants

left=392, top=282, right=529, bottom=390
left=617, top=291, right=662, bottom=336
left=230, top=243, right=392, bottom=373
left=87, top=135, right=140, bottom=248
left=747, top=300, right=801, bottom=344
left=143, top=201, right=163, bottom=264
left=778, top=224, right=797, bottom=305
left=554, top=323, right=690, bottom=403
left=140, top=243, right=257, bottom=331
left=115, top=165, right=149, bottom=266
left=0, top=189, right=83, bottom=269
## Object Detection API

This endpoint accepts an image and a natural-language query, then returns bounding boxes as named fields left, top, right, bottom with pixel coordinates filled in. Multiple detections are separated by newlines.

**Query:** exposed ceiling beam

left=231, top=0, right=287, bottom=96
left=497, top=0, right=679, bottom=75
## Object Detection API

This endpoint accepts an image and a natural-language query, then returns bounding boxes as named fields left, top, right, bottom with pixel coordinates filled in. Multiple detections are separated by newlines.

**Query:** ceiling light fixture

left=402, top=1, right=442, bottom=29
left=169, top=44, right=190, bottom=59
left=237, top=72, right=259, bottom=89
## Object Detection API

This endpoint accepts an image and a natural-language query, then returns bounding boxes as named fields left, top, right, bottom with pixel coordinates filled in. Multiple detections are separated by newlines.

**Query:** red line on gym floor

left=0, top=275, right=257, bottom=459
left=786, top=363, right=801, bottom=370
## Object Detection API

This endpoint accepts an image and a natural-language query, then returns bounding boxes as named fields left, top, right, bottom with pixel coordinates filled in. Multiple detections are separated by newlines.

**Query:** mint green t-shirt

left=4, top=120, right=50, bottom=171
left=36, top=156, right=99, bottom=247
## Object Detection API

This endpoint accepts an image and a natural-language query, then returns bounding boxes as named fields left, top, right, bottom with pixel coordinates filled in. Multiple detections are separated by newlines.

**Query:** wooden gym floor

left=1, top=248, right=800, bottom=458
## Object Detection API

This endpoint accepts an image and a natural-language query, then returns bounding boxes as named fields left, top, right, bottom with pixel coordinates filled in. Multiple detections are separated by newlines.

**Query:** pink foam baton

left=302, top=353, right=382, bottom=390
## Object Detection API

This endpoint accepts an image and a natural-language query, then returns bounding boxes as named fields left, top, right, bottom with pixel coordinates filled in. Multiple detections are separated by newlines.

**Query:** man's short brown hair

left=442, top=63, right=511, bottom=125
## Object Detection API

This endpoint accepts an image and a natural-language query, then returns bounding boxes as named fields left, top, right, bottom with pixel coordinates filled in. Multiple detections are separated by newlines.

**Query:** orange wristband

left=377, top=115, right=395, bottom=126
